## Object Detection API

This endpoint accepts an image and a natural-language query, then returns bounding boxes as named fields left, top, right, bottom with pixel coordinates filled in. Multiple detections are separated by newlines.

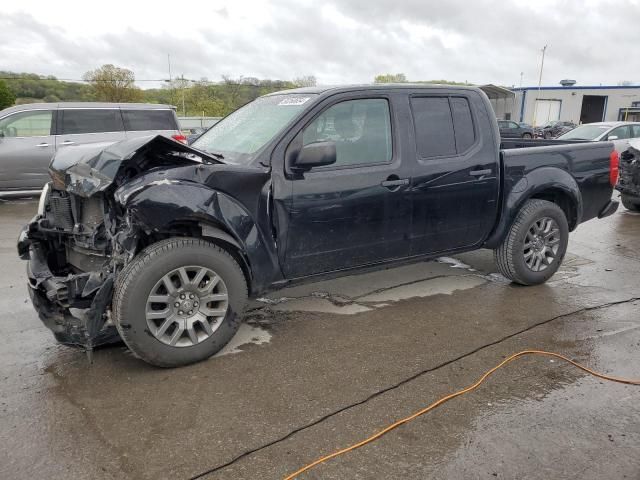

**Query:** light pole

left=533, top=45, right=547, bottom=128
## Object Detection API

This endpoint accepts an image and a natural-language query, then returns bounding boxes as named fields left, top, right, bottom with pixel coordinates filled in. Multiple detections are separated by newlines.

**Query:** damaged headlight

left=37, top=182, right=51, bottom=216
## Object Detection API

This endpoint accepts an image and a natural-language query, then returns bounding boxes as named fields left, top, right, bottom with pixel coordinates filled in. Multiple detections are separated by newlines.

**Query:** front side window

left=60, top=109, right=124, bottom=135
left=193, top=94, right=317, bottom=165
left=0, top=110, right=53, bottom=137
left=122, top=110, right=177, bottom=131
left=631, top=125, right=640, bottom=138
left=608, top=126, right=630, bottom=140
left=301, top=98, right=392, bottom=167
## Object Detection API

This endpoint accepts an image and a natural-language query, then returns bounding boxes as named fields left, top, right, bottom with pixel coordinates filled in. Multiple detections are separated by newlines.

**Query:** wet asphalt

left=0, top=197, right=639, bottom=480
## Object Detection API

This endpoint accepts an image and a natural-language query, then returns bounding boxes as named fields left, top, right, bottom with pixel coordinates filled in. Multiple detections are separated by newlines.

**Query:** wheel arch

left=484, top=167, right=582, bottom=248
left=114, top=181, right=282, bottom=295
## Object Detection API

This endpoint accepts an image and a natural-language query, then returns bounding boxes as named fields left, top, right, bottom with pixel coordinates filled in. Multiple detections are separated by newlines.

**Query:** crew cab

left=17, top=85, right=619, bottom=367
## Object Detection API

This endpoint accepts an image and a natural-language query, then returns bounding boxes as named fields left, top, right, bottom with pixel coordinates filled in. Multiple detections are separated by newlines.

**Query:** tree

left=83, top=64, right=144, bottom=102
left=0, top=80, right=16, bottom=109
left=374, top=73, right=407, bottom=83
left=294, top=75, right=317, bottom=87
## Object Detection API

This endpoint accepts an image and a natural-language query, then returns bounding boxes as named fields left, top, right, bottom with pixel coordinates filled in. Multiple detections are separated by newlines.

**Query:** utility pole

left=532, top=45, right=547, bottom=127
left=519, top=71, right=524, bottom=88
left=180, top=74, right=186, bottom=117
left=167, top=54, right=173, bottom=106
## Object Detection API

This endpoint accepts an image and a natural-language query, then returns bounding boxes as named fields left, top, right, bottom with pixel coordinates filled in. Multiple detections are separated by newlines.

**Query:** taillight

left=609, top=149, right=619, bottom=186
left=172, top=134, right=188, bottom=145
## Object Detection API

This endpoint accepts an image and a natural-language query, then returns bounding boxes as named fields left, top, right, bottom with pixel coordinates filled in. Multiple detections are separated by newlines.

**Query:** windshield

left=192, top=93, right=317, bottom=164
left=557, top=124, right=611, bottom=140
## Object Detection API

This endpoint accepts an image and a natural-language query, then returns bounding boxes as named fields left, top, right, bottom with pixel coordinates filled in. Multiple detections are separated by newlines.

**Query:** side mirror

left=294, top=141, right=336, bottom=170
left=608, top=135, right=619, bottom=140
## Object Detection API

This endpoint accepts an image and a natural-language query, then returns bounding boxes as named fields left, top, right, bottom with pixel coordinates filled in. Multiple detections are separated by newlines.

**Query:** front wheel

left=522, top=133, right=532, bottom=139
left=113, top=238, right=248, bottom=367
left=621, top=194, right=640, bottom=212
left=494, top=199, right=569, bottom=285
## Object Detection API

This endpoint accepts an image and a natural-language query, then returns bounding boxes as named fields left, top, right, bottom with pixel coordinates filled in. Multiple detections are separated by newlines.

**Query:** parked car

left=535, top=121, right=577, bottom=139
left=0, top=103, right=185, bottom=197
left=498, top=120, right=533, bottom=138
left=18, top=84, right=619, bottom=367
left=557, top=121, right=640, bottom=154
left=616, top=138, right=640, bottom=212
left=184, top=127, right=206, bottom=144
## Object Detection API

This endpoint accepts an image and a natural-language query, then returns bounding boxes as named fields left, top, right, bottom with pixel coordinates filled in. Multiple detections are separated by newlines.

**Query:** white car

left=557, top=121, right=640, bottom=153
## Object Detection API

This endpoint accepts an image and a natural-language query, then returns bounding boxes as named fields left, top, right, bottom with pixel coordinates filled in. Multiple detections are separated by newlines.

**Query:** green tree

left=374, top=73, right=407, bottom=83
left=293, top=75, right=317, bottom=87
left=0, top=80, right=16, bottom=109
left=83, top=64, right=144, bottom=102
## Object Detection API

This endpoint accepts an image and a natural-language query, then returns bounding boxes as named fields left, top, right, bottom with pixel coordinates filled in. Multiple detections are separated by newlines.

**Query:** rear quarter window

left=60, top=109, right=124, bottom=135
left=122, top=109, right=177, bottom=131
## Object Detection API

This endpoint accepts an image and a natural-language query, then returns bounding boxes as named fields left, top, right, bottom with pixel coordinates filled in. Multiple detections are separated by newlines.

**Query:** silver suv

left=0, top=103, right=183, bottom=197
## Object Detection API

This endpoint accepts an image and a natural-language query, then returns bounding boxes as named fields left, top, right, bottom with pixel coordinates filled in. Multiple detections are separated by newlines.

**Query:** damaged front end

left=617, top=139, right=640, bottom=202
left=17, top=135, right=217, bottom=351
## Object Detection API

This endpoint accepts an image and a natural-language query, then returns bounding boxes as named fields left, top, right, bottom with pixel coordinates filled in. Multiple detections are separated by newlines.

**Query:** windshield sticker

left=278, top=97, right=311, bottom=106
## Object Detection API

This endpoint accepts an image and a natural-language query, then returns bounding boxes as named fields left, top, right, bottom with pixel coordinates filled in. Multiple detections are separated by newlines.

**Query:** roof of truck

left=266, top=83, right=479, bottom=96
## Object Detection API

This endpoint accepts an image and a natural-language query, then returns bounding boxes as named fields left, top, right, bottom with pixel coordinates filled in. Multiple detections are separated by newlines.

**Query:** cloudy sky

left=1, top=0, right=639, bottom=88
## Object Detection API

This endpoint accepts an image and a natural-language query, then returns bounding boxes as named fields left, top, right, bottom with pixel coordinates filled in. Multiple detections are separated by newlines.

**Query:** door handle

left=381, top=178, right=409, bottom=188
left=61, top=140, right=75, bottom=145
left=36, top=143, right=49, bottom=147
left=469, top=169, right=492, bottom=177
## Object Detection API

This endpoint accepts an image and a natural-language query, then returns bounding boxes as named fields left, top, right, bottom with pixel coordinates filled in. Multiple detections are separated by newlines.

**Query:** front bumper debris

left=21, top=222, right=120, bottom=349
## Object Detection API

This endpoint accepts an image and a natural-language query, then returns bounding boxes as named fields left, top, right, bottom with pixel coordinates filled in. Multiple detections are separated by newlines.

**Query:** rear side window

left=632, top=125, right=640, bottom=138
left=122, top=109, right=177, bottom=131
left=61, top=109, right=123, bottom=135
left=411, top=97, right=456, bottom=157
left=411, top=96, right=476, bottom=158
left=451, top=97, right=476, bottom=152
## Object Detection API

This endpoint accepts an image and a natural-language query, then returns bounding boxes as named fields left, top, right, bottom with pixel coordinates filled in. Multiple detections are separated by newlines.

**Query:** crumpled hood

left=49, top=135, right=220, bottom=197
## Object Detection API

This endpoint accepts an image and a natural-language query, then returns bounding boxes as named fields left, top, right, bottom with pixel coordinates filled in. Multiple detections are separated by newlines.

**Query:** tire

left=113, top=238, right=248, bottom=367
left=621, top=194, right=640, bottom=212
left=494, top=199, right=569, bottom=285
left=522, top=133, right=532, bottom=139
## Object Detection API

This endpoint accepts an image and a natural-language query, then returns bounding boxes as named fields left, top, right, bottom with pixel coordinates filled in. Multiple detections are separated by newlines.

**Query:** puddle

left=436, top=256, right=476, bottom=271
left=358, top=275, right=486, bottom=303
left=270, top=297, right=372, bottom=315
left=216, top=324, right=272, bottom=356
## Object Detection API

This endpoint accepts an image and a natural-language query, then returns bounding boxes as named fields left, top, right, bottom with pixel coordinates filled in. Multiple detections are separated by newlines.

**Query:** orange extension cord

left=283, top=350, right=640, bottom=480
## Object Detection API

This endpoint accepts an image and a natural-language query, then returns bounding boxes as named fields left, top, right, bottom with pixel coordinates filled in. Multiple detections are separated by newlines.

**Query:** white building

left=512, top=83, right=640, bottom=125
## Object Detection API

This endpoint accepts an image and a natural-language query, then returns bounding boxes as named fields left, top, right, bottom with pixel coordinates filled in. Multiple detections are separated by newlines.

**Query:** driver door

left=279, top=96, right=412, bottom=278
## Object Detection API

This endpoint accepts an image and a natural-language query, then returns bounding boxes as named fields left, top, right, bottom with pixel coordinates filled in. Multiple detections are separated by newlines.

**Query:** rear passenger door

left=56, top=109, right=125, bottom=149
left=122, top=109, right=179, bottom=139
left=408, top=93, right=499, bottom=255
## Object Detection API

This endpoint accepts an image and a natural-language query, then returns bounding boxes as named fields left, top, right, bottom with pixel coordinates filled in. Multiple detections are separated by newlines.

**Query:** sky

left=1, top=0, right=639, bottom=89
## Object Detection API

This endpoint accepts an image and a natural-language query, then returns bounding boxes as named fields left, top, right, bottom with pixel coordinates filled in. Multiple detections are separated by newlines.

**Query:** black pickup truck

left=18, top=85, right=619, bottom=367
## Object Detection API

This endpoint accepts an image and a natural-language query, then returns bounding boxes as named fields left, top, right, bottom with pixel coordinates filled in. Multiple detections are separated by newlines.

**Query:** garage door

left=534, top=99, right=561, bottom=124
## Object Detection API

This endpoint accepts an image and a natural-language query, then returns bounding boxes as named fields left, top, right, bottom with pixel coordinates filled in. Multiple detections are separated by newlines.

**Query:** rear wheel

left=494, top=199, right=569, bottom=285
left=621, top=194, right=640, bottom=212
left=113, top=238, right=248, bottom=367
